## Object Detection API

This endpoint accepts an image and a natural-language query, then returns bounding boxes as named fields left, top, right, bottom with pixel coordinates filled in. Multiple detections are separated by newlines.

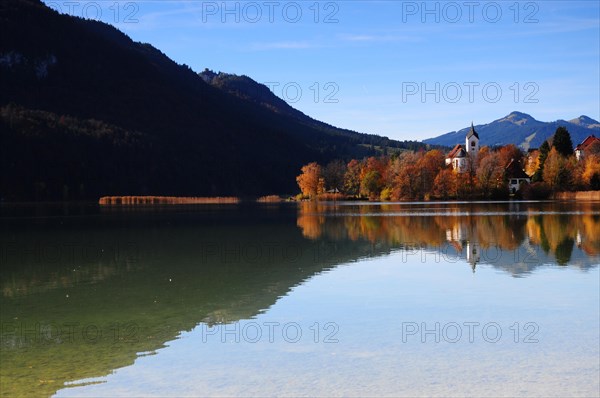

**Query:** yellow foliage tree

left=582, top=154, right=600, bottom=188
left=543, top=148, right=575, bottom=191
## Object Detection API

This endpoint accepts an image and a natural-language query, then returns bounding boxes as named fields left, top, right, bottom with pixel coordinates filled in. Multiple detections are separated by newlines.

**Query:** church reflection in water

left=296, top=201, right=600, bottom=274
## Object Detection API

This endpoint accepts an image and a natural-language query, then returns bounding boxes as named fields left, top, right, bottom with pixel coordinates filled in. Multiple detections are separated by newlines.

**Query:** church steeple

left=466, top=122, right=479, bottom=140
left=465, top=122, right=479, bottom=158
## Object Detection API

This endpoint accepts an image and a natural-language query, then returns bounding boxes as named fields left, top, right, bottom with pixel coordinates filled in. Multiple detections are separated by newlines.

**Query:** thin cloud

left=338, top=33, right=422, bottom=43
left=248, top=41, right=315, bottom=51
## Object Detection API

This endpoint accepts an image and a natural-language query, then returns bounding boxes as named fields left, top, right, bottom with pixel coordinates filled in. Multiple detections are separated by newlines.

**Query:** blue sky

left=45, top=1, right=600, bottom=141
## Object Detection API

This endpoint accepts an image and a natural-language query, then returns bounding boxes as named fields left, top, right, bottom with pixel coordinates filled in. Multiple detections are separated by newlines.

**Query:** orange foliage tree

left=432, top=169, right=457, bottom=199
left=582, top=154, right=600, bottom=189
left=497, top=144, right=524, bottom=169
left=296, top=162, right=324, bottom=199
left=393, top=152, right=421, bottom=200
left=422, top=150, right=445, bottom=191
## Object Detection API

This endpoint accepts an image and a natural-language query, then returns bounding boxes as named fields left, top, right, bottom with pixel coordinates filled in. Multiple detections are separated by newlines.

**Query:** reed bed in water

left=99, top=196, right=240, bottom=205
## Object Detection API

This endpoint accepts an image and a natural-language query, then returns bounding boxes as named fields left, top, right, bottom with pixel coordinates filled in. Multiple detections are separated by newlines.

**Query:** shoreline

left=553, top=191, right=600, bottom=201
left=2, top=192, right=599, bottom=206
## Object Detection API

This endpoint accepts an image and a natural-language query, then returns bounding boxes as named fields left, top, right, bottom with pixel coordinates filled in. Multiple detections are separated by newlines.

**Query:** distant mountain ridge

left=423, top=112, right=600, bottom=150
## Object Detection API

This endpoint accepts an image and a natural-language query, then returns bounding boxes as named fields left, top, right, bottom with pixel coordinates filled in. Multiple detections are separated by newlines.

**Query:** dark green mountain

left=0, top=0, right=424, bottom=201
left=199, top=69, right=427, bottom=152
left=423, top=111, right=600, bottom=150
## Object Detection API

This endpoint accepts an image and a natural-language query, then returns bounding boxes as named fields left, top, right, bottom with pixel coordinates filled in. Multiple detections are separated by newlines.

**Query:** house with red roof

left=574, top=135, right=600, bottom=161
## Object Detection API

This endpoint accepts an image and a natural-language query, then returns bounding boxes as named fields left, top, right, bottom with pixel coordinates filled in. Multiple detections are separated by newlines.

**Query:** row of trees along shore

left=296, top=127, right=600, bottom=201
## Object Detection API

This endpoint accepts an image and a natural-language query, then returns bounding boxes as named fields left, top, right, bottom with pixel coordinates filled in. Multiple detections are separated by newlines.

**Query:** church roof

left=505, top=159, right=530, bottom=179
left=447, top=144, right=466, bottom=159
left=466, top=122, right=479, bottom=140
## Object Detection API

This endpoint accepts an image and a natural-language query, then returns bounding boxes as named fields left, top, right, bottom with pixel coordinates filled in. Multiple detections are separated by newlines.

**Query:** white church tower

left=465, top=122, right=479, bottom=159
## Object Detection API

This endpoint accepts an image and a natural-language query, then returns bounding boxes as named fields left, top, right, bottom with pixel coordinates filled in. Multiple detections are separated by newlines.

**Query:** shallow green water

left=1, top=201, right=598, bottom=397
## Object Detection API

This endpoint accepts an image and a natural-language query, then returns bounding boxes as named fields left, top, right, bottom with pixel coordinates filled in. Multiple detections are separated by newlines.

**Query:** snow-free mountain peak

left=423, top=112, right=600, bottom=151
left=568, top=115, right=600, bottom=128
left=499, top=111, right=537, bottom=126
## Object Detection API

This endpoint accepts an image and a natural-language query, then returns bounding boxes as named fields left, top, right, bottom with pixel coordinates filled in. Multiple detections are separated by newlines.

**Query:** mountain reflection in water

left=0, top=201, right=598, bottom=397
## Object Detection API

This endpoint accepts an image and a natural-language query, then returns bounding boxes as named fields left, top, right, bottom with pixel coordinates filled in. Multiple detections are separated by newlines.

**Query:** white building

left=505, top=158, right=530, bottom=193
left=446, top=123, right=480, bottom=173
left=465, top=123, right=480, bottom=159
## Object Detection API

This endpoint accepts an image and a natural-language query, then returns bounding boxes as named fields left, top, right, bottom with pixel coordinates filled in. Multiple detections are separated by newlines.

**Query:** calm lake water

left=1, top=201, right=599, bottom=397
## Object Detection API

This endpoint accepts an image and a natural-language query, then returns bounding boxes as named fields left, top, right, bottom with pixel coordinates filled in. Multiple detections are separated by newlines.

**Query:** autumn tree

left=582, top=153, right=600, bottom=190
left=582, top=141, right=600, bottom=190
left=477, top=151, right=504, bottom=197
left=296, top=162, right=323, bottom=198
left=323, top=159, right=347, bottom=192
left=432, top=169, right=457, bottom=199
left=543, top=148, right=572, bottom=191
left=525, top=149, right=540, bottom=177
left=360, top=170, right=383, bottom=199
left=344, top=159, right=362, bottom=197
left=359, top=157, right=386, bottom=199
left=476, top=146, right=491, bottom=167
left=379, top=157, right=399, bottom=201
left=418, top=149, right=445, bottom=198
left=498, top=144, right=523, bottom=168
left=393, top=152, right=421, bottom=200
left=361, top=157, right=387, bottom=179
left=552, top=126, right=574, bottom=157
left=381, top=157, right=398, bottom=189
left=455, top=171, right=475, bottom=198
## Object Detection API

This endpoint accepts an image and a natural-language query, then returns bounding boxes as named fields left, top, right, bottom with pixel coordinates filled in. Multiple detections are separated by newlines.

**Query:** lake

left=1, top=201, right=599, bottom=397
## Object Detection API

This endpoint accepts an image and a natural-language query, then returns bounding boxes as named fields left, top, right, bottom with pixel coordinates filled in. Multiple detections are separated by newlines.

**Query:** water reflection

left=0, top=202, right=598, bottom=397
left=0, top=204, right=383, bottom=397
left=297, top=201, right=600, bottom=273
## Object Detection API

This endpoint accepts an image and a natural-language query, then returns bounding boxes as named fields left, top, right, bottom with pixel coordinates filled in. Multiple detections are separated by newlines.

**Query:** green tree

left=552, top=126, right=574, bottom=157
left=360, top=170, right=383, bottom=199
left=532, top=140, right=550, bottom=182
left=344, top=159, right=362, bottom=197
left=323, top=159, right=347, bottom=192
